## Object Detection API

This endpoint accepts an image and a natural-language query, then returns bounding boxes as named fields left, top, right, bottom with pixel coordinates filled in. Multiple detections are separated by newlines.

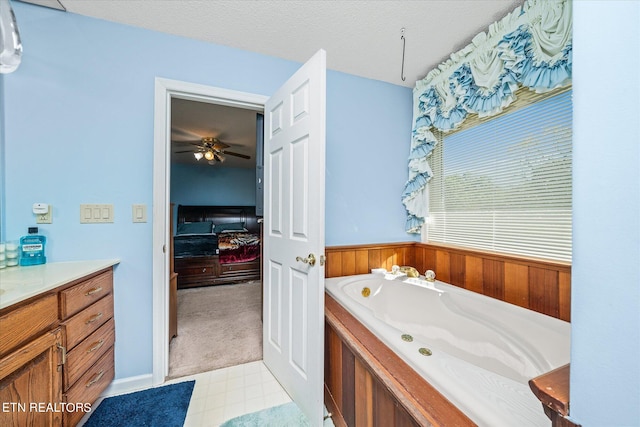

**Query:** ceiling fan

left=173, top=137, right=251, bottom=164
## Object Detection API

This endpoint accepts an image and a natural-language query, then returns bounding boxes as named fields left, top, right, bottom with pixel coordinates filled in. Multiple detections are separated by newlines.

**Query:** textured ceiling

left=51, top=0, right=524, bottom=88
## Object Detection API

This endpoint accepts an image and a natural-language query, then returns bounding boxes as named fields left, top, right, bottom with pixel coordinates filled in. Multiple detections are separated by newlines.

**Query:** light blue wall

left=2, top=3, right=414, bottom=380
left=326, top=72, right=414, bottom=245
left=571, top=2, right=640, bottom=425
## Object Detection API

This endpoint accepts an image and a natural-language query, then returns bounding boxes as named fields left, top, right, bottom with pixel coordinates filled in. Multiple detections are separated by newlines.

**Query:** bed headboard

left=177, top=205, right=260, bottom=234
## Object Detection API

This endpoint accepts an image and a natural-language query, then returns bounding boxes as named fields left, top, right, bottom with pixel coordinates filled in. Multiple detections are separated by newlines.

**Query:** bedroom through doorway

left=167, top=97, right=266, bottom=379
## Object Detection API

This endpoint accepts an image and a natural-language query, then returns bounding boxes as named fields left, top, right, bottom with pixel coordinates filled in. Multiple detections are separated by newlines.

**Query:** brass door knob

left=295, top=254, right=316, bottom=266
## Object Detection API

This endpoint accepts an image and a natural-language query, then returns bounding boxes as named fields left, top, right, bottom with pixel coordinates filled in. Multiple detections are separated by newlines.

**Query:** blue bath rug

left=83, top=380, right=195, bottom=427
left=220, top=402, right=335, bottom=427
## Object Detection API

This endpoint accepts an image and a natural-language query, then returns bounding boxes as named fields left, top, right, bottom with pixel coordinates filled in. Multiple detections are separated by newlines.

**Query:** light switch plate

left=132, top=204, right=147, bottom=223
left=80, top=204, right=114, bottom=223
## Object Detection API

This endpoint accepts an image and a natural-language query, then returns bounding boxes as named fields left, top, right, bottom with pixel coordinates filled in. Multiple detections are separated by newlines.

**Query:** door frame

left=152, top=78, right=268, bottom=384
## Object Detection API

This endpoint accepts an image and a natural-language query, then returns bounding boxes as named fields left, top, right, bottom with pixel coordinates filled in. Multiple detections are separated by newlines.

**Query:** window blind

left=426, top=90, right=572, bottom=262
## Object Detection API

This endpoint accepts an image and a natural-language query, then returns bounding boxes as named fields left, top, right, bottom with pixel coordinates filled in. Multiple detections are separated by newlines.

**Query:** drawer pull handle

left=202, top=268, right=207, bottom=273
left=86, top=312, right=104, bottom=324
left=85, top=286, right=103, bottom=296
left=87, top=339, right=105, bottom=353
left=86, top=370, right=105, bottom=388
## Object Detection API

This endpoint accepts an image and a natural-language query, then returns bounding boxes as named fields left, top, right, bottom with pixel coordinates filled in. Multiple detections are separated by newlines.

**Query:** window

left=426, top=89, right=572, bottom=262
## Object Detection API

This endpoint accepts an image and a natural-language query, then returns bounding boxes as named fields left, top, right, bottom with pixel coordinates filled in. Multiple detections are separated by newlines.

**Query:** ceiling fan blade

left=223, top=151, right=251, bottom=159
left=212, top=141, right=230, bottom=150
left=170, top=127, right=203, bottom=140
left=174, top=150, right=200, bottom=154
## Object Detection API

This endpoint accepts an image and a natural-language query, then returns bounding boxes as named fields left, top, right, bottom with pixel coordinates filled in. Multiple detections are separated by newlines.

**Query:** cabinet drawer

left=177, top=264, right=216, bottom=277
left=220, top=260, right=260, bottom=275
left=64, top=318, right=115, bottom=390
left=63, top=294, right=113, bottom=350
left=60, top=270, right=113, bottom=319
left=0, top=293, right=58, bottom=357
left=64, top=346, right=114, bottom=427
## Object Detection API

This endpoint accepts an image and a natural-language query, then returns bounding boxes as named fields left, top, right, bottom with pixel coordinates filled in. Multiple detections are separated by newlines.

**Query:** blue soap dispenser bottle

left=19, top=227, right=47, bottom=266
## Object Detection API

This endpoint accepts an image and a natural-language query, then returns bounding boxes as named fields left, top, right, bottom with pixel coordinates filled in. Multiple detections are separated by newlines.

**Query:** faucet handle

left=425, top=270, right=436, bottom=282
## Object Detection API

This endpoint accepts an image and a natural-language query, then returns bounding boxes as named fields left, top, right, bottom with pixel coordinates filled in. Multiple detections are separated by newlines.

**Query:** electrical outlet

left=36, top=205, right=52, bottom=224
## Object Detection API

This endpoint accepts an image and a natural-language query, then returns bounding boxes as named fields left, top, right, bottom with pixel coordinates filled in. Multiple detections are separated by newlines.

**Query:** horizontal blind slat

left=426, top=90, right=572, bottom=262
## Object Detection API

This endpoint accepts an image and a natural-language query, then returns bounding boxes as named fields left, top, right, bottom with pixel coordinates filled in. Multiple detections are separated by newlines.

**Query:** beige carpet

left=168, top=281, right=263, bottom=379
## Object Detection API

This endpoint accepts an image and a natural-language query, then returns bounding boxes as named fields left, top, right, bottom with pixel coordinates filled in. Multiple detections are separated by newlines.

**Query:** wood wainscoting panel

left=558, top=272, right=571, bottom=322
left=504, top=263, right=530, bottom=309
left=529, top=267, right=560, bottom=319
left=340, top=251, right=357, bottom=277
left=464, top=256, right=484, bottom=294
left=482, top=259, right=505, bottom=300
left=325, top=321, right=343, bottom=414
left=449, top=253, right=466, bottom=288
left=341, top=344, right=357, bottom=427
left=414, top=245, right=436, bottom=275
left=435, top=250, right=451, bottom=283
left=354, top=358, right=374, bottom=427
left=326, top=243, right=415, bottom=278
left=326, top=242, right=571, bottom=321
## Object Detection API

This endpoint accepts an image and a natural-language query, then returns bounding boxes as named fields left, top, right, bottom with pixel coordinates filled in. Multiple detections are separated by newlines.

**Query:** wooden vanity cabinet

left=0, top=327, right=65, bottom=427
left=60, top=269, right=115, bottom=427
left=0, top=266, right=116, bottom=427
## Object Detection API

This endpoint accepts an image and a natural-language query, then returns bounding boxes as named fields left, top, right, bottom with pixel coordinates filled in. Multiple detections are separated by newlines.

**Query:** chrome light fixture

left=0, top=0, right=22, bottom=74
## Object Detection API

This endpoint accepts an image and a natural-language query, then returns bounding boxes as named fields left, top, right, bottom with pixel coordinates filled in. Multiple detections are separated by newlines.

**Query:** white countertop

left=0, top=259, right=120, bottom=310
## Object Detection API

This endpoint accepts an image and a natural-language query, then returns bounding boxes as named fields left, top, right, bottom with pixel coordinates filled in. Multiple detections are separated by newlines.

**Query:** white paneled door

left=263, top=49, right=326, bottom=426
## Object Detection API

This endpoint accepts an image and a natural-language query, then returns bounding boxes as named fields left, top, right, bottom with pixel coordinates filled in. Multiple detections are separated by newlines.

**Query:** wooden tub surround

left=529, top=364, right=581, bottom=427
left=325, top=294, right=476, bottom=427
left=324, top=241, right=572, bottom=426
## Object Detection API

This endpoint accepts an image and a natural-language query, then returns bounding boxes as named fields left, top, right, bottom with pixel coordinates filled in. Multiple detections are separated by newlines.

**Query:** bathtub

left=324, top=273, right=571, bottom=427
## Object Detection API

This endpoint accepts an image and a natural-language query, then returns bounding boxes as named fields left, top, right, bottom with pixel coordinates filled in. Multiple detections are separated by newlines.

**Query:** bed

left=173, top=205, right=262, bottom=288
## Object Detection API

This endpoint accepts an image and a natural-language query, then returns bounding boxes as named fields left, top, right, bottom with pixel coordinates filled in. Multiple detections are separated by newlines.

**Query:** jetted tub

left=324, top=273, right=571, bottom=427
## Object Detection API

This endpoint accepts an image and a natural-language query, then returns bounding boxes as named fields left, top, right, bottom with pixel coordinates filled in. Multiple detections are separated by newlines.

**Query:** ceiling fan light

left=204, top=150, right=215, bottom=161
left=193, top=152, right=204, bottom=161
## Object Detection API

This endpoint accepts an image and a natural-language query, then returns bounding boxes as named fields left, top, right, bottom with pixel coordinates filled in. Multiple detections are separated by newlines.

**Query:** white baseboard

left=101, top=373, right=154, bottom=398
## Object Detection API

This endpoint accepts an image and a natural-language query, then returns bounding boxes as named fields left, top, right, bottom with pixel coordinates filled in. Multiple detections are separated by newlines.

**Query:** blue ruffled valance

left=403, top=0, right=573, bottom=233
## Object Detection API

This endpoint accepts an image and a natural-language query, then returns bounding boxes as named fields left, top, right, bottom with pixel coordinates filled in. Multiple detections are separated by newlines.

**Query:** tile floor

left=171, top=360, right=293, bottom=426
left=80, top=360, right=293, bottom=427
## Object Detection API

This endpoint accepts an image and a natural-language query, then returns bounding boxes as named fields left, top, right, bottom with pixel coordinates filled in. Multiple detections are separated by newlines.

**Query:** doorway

left=152, top=78, right=268, bottom=384
left=168, top=98, right=264, bottom=378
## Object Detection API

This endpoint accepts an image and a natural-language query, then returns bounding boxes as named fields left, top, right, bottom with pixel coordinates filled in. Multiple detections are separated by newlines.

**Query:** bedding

left=174, top=234, right=219, bottom=258
left=217, top=231, right=261, bottom=264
